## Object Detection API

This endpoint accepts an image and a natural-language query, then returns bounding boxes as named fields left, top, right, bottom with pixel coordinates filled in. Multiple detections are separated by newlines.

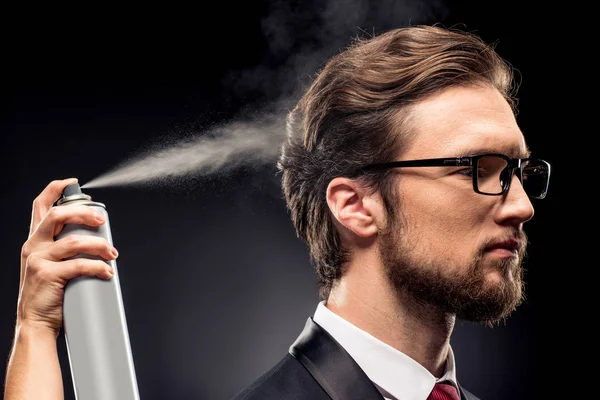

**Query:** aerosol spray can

left=54, top=183, right=140, bottom=400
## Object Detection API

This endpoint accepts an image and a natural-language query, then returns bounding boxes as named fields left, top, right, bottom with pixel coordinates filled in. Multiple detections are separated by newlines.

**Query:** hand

left=17, top=178, right=117, bottom=336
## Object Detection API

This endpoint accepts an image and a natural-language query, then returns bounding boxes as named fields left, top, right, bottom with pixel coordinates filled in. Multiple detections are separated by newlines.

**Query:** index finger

left=29, top=178, right=79, bottom=237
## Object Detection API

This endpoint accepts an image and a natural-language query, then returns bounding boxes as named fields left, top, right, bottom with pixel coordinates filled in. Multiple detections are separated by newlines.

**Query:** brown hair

left=278, top=25, right=517, bottom=299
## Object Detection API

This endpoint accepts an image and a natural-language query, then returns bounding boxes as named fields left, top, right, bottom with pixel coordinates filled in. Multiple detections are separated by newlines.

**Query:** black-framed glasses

left=351, top=153, right=551, bottom=199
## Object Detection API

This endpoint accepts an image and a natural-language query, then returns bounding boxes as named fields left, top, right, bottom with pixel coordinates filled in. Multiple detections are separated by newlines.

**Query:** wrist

left=15, top=320, right=60, bottom=342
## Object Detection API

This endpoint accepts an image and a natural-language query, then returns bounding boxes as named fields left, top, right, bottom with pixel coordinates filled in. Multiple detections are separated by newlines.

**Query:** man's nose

left=495, top=173, right=535, bottom=225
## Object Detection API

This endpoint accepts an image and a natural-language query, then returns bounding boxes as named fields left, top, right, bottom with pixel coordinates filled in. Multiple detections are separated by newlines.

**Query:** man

left=232, top=25, right=550, bottom=399
left=4, top=25, right=550, bottom=400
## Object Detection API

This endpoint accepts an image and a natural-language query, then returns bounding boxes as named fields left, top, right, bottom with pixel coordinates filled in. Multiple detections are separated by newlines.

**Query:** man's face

left=380, top=84, right=534, bottom=326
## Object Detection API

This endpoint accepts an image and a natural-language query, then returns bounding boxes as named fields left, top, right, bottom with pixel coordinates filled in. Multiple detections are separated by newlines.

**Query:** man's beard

left=378, top=220, right=527, bottom=327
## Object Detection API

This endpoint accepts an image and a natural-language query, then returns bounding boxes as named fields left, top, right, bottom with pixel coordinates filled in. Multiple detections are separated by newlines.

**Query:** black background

left=1, top=1, right=570, bottom=399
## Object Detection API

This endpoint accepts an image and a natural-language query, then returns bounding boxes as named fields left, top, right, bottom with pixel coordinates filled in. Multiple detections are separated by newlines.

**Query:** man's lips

left=484, top=239, right=521, bottom=256
left=486, top=240, right=520, bottom=251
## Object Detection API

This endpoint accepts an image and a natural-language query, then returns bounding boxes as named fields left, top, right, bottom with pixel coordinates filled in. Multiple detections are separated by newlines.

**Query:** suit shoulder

left=231, top=353, right=330, bottom=400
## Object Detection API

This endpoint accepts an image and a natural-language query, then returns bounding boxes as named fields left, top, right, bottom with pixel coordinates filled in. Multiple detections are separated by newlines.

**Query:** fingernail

left=111, top=247, right=119, bottom=257
left=107, top=267, right=115, bottom=276
left=94, top=212, right=105, bottom=222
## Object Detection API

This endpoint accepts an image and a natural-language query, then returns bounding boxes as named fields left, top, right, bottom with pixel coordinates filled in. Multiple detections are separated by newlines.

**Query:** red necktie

left=427, top=382, right=460, bottom=400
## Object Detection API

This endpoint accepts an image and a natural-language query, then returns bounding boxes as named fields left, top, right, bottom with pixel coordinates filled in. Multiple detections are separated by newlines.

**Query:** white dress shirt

left=313, top=300, right=459, bottom=400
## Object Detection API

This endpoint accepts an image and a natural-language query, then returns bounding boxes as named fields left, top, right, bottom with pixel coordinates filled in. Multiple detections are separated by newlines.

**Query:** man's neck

left=325, top=265, right=455, bottom=378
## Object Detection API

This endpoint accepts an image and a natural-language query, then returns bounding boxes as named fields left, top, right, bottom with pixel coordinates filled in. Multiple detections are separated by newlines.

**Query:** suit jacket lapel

left=458, top=384, right=481, bottom=400
left=289, top=317, right=384, bottom=400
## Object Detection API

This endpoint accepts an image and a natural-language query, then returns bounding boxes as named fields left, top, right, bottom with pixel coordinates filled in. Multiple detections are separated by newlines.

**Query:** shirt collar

left=313, top=300, right=458, bottom=400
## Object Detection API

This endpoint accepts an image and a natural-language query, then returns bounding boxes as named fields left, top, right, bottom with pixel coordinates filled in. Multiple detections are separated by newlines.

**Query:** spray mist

left=54, top=183, right=140, bottom=400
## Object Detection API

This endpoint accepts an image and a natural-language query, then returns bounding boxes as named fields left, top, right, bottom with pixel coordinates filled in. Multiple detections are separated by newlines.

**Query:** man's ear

left=326, top=177, right=383, bottom=238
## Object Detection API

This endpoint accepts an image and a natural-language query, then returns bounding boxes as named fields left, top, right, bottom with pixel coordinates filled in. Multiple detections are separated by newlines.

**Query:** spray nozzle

left=57, top=183, right=92, bottom=206
left=63, top=183, right=83, bottom=197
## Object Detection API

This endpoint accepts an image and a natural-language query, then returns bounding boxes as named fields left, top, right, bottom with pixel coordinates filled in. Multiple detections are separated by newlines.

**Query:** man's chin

left=482, top=256, right=522, bottom=283
left=482, top=269, right=507, bottom=285
left=455, top=281, right=524, bottom=325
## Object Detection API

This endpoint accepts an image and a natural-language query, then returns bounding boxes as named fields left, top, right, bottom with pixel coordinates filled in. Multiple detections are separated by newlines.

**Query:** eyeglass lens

left=477, top=155, right=549, bottom=197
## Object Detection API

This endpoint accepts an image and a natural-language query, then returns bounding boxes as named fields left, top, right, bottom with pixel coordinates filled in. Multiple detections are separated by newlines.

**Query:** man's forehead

left=397, top=85, right=528, bottom=158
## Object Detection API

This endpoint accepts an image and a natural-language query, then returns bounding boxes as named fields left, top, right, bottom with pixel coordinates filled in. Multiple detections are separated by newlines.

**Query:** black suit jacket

left=232, top=317, right=481, bottom=400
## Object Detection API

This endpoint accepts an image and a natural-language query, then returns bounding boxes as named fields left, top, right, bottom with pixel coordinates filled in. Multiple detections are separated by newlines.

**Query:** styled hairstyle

left=278, top=25, right=517, bottom=299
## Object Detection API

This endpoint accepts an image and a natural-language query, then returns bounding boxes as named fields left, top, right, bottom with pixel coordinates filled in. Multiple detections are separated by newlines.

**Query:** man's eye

left=456, top=168, right=473, bottom=177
